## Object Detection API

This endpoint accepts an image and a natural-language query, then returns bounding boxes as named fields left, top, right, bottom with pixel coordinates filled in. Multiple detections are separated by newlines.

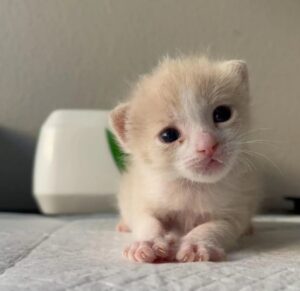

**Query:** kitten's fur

left=110, top=56, right=260, bottom=263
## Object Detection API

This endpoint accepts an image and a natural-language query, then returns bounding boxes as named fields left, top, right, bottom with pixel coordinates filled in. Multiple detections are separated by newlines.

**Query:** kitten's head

left=110, top=56, right=250, bottom=183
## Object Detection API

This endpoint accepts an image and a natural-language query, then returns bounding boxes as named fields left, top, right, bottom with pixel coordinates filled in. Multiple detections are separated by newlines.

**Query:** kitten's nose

left=196, top=132, right=219, bottom=157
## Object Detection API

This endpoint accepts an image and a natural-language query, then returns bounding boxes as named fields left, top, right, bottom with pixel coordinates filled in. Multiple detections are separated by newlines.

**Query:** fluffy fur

left=110, top=55, right=260, bottom=263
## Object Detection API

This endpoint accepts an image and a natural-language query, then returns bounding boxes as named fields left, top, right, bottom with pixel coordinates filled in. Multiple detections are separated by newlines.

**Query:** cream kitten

left=110, top=55, right=260, bottom=263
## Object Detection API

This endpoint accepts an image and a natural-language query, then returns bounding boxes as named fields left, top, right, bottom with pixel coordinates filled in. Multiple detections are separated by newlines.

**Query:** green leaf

left=105, top=128, right=128, bottom=172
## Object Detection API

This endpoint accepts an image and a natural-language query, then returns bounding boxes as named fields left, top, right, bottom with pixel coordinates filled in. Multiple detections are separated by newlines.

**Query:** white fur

left=110, top=56, right=261, bottom=263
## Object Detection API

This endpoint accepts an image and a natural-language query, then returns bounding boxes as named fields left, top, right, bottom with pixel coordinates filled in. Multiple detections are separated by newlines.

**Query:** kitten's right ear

left=222, top=60, right=249, bottom=91
left=225, top=60, right=248, bottom=82
left=109, top=102, right=130, bottom=152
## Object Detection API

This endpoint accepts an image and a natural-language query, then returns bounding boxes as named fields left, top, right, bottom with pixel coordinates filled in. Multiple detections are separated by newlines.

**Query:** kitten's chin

left=178, top=162, right=232, bottom=183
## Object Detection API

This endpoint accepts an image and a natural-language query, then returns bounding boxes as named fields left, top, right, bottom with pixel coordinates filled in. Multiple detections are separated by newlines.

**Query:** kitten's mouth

left=189, top=157, right=224, bottom=175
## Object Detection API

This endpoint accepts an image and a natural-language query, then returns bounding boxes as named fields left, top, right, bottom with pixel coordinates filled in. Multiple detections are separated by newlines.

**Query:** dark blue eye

left=159, top=127, right=180, bottom=143
left=213, top=105, right=232, bottom=123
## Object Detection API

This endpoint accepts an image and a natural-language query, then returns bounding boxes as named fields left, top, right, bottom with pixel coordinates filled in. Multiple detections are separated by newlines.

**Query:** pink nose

left=196, top=132, right=219, bottom=157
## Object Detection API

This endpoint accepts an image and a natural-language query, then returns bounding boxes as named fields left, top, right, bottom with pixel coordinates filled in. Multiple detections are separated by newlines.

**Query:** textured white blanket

left=0, top=214, right=300, bottom=290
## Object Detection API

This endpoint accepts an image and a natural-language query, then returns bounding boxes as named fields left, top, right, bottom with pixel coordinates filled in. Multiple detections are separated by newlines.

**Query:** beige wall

left=0, top=0, right=299, bottom=210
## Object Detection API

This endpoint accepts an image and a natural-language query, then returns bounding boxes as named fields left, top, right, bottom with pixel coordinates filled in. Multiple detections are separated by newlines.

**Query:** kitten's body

left=120, top=164, right=257, bottom=233
left=110, top=56, right=261, bottom=263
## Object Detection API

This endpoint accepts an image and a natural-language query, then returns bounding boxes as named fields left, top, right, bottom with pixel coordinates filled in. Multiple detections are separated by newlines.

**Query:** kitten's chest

left=159, top=209, right=211, bottom=234
left=156, top=180, right=217, bottom=212
left=152, top=181, right=217, bottom=233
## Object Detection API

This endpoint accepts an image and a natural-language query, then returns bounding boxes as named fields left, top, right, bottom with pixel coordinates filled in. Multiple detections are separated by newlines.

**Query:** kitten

left=110, top=55, right=260, bottom=263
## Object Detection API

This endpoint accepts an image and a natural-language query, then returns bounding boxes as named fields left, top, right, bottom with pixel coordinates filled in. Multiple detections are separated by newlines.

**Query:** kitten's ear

left=223, top=60, right=249, bottom=89
left=109, top=102, right=130, bottom=152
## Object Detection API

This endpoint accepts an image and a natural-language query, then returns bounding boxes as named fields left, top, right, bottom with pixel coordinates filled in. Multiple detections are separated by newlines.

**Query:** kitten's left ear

left=109, top=102, right=131, bottom=153
left=223, top=60, right=249, bottom=90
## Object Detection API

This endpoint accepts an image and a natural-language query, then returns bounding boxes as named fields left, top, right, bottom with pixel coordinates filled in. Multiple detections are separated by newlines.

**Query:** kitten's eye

left=213, top=105, right=232, bottom=123
left=159, top=127, right=180, bottom=143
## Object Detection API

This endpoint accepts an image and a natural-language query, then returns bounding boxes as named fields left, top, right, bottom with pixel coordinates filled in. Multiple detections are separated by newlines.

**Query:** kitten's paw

left=123, top=238, right=174, bottom=263
left=152, top=237, right=171, bottom=259
left=176, top=241, right=225, bottom=263
left=123, top=241, right=156, bottom=263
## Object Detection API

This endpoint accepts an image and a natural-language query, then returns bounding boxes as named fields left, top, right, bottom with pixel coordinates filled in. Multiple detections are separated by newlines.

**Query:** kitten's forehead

left=130, top=56, right=248, bottom=127
left=179, top=88, right=201, bottom=123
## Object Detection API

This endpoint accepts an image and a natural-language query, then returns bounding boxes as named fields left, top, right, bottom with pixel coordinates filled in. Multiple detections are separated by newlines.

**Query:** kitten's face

left=111, top=57, right=250, bottom=183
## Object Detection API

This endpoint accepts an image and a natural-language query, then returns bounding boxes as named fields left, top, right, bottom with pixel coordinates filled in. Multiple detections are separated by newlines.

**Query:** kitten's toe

left=123, top=237, right=178, bottom=263
left=195, top=245, right=211, bottom=261
left=135, top=242, right=156, bottom=263
left=152, top=237, right=169, bottom=258
left=123, top=241, right=155, bottom=263
left=176, top=241, right=226, bottom=262
left=123, top=242, right=139, bottom=261
left=205, top=246, right=226, bottom=262
left=176, top=243, right=197, bottom=262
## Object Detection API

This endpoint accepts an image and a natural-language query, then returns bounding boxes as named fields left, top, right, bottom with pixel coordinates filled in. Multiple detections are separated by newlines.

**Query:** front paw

left=123, top=237, right=174, bottom=263
left=176, top=241, right=225, bottom=263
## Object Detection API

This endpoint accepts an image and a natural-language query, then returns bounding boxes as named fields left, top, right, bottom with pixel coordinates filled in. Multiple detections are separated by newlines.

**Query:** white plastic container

left=33, top=110, right=120, bottom=214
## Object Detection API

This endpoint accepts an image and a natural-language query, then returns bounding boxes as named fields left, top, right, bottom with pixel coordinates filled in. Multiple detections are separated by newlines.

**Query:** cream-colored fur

left=110, top=56, right=261, bottom=263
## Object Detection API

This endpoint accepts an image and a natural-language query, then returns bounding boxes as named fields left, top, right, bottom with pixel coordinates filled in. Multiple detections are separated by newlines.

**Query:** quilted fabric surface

left=0, top=213, right=300, bottom=291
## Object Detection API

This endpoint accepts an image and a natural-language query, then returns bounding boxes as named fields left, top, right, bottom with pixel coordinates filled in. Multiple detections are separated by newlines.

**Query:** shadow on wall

left=0, top=127, right=38, bottom=212
left=260, top=164, right=294, bottom=213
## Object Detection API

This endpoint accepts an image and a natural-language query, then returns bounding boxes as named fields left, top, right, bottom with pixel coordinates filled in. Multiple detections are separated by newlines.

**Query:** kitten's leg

left=176, top=219, right=246, bottom=262
left=123, top=215, right=174, bottom=263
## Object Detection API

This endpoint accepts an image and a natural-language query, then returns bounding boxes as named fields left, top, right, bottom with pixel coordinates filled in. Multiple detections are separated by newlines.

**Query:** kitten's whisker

left=239, top=139, right=276, bottom=144
left=240, top=149, right=283, bottom=177
left=234, top=140, right=282, bottom=149
left=240, top=159, right=253, bottom=172
left=240, top=154, right=257, bottom=172
left=238, top=128, right=271, bottom=138
left=239, top=139, right=285, bottom=146
left=214, top=157, right=224, bottom=164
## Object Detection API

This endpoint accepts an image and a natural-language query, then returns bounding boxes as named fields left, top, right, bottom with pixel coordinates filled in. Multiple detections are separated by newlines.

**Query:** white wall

left=0, top=0, right=299, bottom=210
